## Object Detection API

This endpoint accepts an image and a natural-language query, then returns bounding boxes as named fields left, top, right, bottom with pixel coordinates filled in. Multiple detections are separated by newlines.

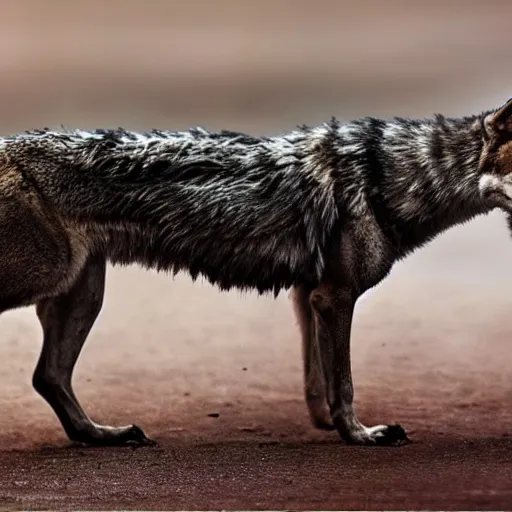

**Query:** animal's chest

left=341, top=214, right=394, bottom=292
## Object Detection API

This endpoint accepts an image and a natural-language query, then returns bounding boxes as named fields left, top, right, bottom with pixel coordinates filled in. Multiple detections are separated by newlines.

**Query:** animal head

left=478, top=98, right=512, bottom=212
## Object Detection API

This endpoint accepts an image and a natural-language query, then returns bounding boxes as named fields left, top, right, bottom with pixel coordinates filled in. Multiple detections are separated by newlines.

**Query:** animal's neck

left=341, top=114, right=489, bottom=252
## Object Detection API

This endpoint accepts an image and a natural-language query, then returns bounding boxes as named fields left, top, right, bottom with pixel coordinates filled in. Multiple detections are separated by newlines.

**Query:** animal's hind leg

left=291, top=286, right=334, bottom=430
left=33, top=253, right=155, bottom=447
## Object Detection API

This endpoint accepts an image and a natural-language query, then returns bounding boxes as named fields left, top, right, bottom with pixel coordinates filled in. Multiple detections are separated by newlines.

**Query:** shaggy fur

left=1, top=98, right=512, bottom=447
left=2, top=115, right=486, bottom=292
left=4, top=126, right=341, bottom=296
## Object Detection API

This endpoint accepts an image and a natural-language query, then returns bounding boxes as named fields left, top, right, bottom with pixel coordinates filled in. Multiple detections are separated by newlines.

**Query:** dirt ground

left=1, top=1, right=512, bottom=510
left=3, top=266, right=512, bottom=510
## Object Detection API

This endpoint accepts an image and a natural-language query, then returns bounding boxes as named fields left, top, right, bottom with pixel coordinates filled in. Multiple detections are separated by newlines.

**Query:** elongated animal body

left=1, top=98, right=512, bottom=446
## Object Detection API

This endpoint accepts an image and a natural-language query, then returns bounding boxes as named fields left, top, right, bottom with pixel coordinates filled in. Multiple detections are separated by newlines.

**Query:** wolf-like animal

left=1, top=98, right=512, bottom=447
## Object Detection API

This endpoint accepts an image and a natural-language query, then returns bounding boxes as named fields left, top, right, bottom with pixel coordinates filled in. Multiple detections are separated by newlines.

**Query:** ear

left=484, top=98, right=512, bottom=135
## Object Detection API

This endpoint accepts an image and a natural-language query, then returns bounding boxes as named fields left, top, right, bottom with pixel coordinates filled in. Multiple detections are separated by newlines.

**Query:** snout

left=478, top=174, right=512, bottom=212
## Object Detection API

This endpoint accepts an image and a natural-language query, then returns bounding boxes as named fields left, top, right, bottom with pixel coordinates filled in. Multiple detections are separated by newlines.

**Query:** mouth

left=482, top=189, right=512, bottom=212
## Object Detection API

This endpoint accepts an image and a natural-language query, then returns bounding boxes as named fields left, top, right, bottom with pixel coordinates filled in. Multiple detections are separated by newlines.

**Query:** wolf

left=1, top=98, right=511, bottom=448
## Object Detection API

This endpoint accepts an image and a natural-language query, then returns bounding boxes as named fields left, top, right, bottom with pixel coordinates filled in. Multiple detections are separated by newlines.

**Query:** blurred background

left=0, top=0, right=511, bottom=453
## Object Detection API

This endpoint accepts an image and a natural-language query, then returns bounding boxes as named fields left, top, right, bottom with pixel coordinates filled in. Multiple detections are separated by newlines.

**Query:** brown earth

left=1, top=1, right=512, bottom=510
left=2, top=269, right=512, bottom=510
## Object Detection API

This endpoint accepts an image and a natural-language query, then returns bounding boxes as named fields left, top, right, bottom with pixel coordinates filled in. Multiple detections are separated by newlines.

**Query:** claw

left=375, top=424, right=411, bottom=447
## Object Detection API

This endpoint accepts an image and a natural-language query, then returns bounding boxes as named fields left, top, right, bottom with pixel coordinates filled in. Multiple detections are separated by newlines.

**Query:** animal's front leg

left=33, top=254, right=155, bottom=447
left=310, top=283, right=409, bottom=446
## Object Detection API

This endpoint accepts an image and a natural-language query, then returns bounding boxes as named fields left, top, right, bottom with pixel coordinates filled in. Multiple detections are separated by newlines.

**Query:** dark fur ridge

left=1, top=113, right=488, bottom=295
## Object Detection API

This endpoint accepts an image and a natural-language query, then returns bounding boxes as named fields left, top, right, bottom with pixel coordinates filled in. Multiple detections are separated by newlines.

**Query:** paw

left=344, top=424, right=410, bottom=446
left=120, top=424, right=157, bottom=447
left=70, top=423, right=156, bottom=447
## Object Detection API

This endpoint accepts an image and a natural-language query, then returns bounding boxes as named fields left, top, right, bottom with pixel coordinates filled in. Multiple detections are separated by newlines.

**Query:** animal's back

left=2, top=126, right=340, bottom=295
